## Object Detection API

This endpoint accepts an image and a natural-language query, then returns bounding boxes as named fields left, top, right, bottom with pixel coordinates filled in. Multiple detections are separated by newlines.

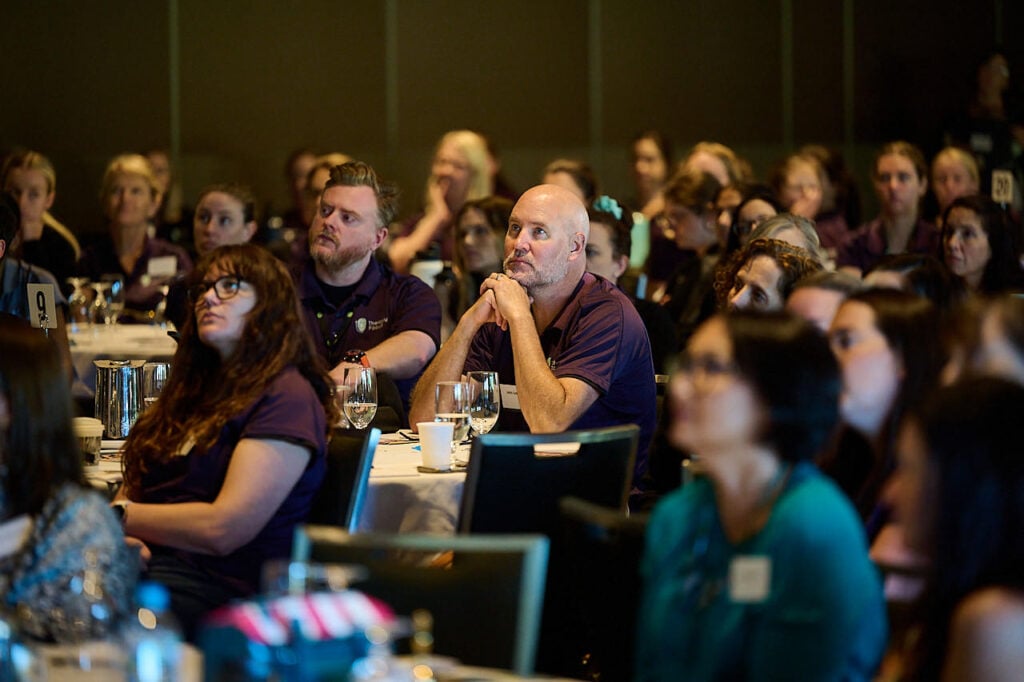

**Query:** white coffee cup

left=73, top=416, right=104, bottom=465
left=417, top=421, right=455, bottom=471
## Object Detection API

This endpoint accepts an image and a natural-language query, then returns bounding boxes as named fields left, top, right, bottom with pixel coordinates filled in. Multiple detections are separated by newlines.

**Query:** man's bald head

left=504, top=184, right=590, bottom=294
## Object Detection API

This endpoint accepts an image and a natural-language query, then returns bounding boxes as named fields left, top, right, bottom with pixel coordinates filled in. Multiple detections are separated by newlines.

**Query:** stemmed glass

left=90, top=281, right=111, bottom=325
left=467, top=371, right=500, bottom=436
left=66, top=276, right=93, bottom=330
left=434, top=381, right=470, bottom=450
left=101, top=273, right=125, bottom=324
left=343, top=367, right=377, bottom=430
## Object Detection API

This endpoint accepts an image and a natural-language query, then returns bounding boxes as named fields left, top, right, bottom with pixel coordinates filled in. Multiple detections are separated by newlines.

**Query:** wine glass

left=343, top=367, right=377, bottom=430
left=101, top=273, right=125, bottom=324
left=66, top=276, right=93, bottom=330
left=90, top=281, right=111, bottom=325
left=434, top=381, right=470, bottom=450
left=467, top=371, right=500, bottom=436
left=142, top=362, right=169, bottom=412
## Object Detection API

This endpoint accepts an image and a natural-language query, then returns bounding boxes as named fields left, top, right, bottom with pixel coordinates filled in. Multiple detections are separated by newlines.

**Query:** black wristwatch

left=342, top=349, right=371, bottom=368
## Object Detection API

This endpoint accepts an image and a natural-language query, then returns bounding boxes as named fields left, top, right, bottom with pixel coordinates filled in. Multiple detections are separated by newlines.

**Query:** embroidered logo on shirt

left=547, top=357, right=557, bottom=370
left=355, top=318, right=367, bottom=333
left=367, top=318, right=389, bottom=332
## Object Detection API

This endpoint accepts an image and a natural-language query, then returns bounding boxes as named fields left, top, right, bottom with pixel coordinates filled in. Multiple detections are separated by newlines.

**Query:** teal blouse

left=635, top=461, right=886, bottom=681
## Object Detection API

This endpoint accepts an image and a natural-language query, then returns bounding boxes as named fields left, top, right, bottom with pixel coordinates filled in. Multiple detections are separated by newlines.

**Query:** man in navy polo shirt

left=409, top=184, right=656, bottom=479
left=297, top=162, right=440, bottom=420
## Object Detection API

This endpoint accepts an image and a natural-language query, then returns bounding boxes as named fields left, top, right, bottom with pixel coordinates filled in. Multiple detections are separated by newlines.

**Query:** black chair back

left=293, top=526, right=549, bottom=675
left=458, top=425, right=639, bottom=537
left=307, top=427, right=379, bottom=531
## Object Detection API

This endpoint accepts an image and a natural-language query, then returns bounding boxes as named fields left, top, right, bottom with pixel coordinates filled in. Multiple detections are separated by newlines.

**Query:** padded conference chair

left=292, top=526, right=549, bottom=675
left=458, top=424, right=639, bottom=538
left=307, top=427, right=379, bottom=531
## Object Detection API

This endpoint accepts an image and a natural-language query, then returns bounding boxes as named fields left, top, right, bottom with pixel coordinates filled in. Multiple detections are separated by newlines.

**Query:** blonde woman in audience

left=771, top=152, right=849, bottom=252
left=930, top=146, right=979, bottom=225
left=389, top=129, right=493, bottom=273
left=1, top=149, right=80, bottom=292
left=78, top=154, right=193, bottom=317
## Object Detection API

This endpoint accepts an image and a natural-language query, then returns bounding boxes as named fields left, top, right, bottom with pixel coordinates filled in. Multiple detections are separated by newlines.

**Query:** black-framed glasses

left=189, top=276, right=245, bottom=303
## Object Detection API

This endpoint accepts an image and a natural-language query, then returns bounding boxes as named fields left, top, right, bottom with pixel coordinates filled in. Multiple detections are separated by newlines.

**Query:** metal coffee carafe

left=94, top=359, right=146, bottom=439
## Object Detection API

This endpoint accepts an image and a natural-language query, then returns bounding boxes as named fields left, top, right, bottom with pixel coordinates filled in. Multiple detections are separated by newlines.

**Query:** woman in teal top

left=636, top=311, right=886, bottom=681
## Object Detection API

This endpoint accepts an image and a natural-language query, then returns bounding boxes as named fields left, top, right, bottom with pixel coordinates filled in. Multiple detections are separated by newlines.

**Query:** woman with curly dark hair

left=713, top=236, right=823, bottom=311
left=115, top=243, right=337, bottom=638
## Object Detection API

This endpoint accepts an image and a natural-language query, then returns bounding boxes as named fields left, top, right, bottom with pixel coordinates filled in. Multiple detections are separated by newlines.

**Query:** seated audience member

left=409, top=184, right=656, bottom=482
left=836, top=141, right=938, bottom=276
left=281, top=148, right=318, bottom=229
left=943, top=294, right=1024, bottom=385
left=651, top=170, right=722, bottom=343
left=800, top=143, right=863, bottom=234
left=78, top=154, right=193, bottom=318
left=786, top=270, right=864, bottom=333
left=165, top=184, right=260, bottom=329
left=298, top=161, right=440, bottom=419
left=636, top=312, right=886, bottom=681
left=895, top=377, right=1024, bottom=680
left=0, top=193, right=72, bottom=379
left=679, top=141, right=750, bottom=189
left=0, top=316, right=136, bottom=642
left=746, top=212, right=832, bottom=267
left=941, top=194, right=1024, bottom=295
left=116, top=244, right=335, bottom=639
left=629, top=130, right=672, bottom=218
left=713, top=237, right=823, bottom=312
left=864, top=252, right=964, bottom=314
left=146, top=149, right=192, bottom=248
left=722, top=184, right=781, bottom=255
left=448, top=196, right=514, bottom=336
left=388, top=130, right=493, bottom=274
left=821, top=289, right=943, bottom=531
left=1, top=149, right=80, bottom=294
left=542, top=158, right=599, bottom=205
left=771, top=152, right=848, bottom=251
left=586, top=195, right=677, bottom=372
left=930, top=146, right=980, bottom=226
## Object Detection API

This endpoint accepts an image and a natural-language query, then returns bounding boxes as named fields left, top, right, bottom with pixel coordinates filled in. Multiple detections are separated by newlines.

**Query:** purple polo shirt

left=138, top=367, right=327, bottom=595
left=835, top=217, right=939, bottom=273
left=79, top=234, right=193, bottom=313
left=297, top=257, right=441, bottom=404
left=464, top=272, right=657, bottom=482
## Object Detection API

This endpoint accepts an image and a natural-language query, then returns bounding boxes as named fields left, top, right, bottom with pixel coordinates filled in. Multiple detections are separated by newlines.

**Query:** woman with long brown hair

left=115, top=243, right=337, bottom=638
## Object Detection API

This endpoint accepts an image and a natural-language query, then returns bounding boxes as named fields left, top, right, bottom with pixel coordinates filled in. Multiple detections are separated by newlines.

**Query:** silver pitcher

left=94, top=359, right=146, bottom=439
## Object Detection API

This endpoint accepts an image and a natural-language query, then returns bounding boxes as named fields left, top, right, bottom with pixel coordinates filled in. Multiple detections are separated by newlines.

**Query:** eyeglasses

left=674, top=352, right=739, bottom=390
left=189, top=276, right=246, bottom=303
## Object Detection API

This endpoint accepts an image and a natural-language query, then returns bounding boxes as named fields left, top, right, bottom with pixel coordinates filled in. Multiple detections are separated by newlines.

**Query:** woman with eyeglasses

left=636, top=312, right=886, bottom=681
left=115, top=243, right=337, bottom=639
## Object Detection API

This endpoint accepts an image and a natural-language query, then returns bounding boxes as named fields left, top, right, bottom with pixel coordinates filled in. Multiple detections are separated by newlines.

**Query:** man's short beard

left=311, top=243, right=366, bottom=274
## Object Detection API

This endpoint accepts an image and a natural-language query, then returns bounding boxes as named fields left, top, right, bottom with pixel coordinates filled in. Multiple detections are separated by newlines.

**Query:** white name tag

left=148, top=255, right=178, bottom=279
left=0, top=514, right=34, bottom=560
left=729, top=555, right=771, bottom=603
left=27, top=283, right=57, bottom=329
left=499, top=383, right=520, bottom=410
left=992, top=170, right=1014, bottom=204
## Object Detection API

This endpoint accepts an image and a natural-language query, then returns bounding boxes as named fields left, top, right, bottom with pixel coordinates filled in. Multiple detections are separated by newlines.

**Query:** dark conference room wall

left=1, top=0, right=1016, bottom=235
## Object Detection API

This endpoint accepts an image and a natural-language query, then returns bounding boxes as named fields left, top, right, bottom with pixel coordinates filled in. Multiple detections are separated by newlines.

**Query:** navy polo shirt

left=464, top=272, right=657, bottom=481
left=297, top=257, right=441, bottom=404
left=78, top=234, right=193, bottom=313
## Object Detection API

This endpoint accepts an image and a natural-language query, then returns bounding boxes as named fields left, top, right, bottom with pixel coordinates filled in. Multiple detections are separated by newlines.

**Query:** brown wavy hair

left=122, top=244, right=337, bottom=493
left=713, top=238, right=824, bottom=308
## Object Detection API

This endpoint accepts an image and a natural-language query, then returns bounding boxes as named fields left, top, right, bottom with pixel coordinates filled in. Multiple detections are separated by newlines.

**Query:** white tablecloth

left=357, top=434, right=468, bottom=534
left=70, top=324, right=178, bottom=394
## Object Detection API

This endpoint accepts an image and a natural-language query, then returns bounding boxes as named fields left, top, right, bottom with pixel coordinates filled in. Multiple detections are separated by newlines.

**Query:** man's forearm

left=507, top=315, right=578, bottom=432
left=408, top=319, right=479, bottom=427
left=361, top=331, right=437, bottom=379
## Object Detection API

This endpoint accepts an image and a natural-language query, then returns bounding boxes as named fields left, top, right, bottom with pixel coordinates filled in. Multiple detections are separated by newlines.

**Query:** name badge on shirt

left=729, top=555, right=771, bottom=603
left=148, top=255, right=178, bottom=278
left=27, top=283, right=57, bottom=329
left=499, top=383, right=520, bottom=410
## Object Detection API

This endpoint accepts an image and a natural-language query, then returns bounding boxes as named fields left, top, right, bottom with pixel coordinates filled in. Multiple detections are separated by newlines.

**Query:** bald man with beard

left=410, top=184, right=656, bottom=477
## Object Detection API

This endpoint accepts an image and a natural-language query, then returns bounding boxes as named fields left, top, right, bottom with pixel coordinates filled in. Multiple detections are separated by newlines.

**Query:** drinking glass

left=467, top=371, right=500, bottom=436
left=434, top=381, right=470, bottom=448
left=142, top=362, right=169, bottom=411
left=66, top=276, right=93, bottom=329
left=343, top=367, right=377, bottom=430
left=90, top=281, right=111, bottom=324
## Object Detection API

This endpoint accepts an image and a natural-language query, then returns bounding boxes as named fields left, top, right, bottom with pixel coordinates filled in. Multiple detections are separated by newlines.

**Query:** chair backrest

left=307, top=427, right=379, bottom=531
left=458, top=425, right=639, bottom=537
left=544, top=496, right=649, bottom=679
left=292, top=526, right=549, bottom=675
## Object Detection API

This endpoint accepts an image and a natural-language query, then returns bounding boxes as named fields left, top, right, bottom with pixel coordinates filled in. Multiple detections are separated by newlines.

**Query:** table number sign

left=992, top=170, right=1014, bottom=205
left=27, top=282, right=57, bottom=330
